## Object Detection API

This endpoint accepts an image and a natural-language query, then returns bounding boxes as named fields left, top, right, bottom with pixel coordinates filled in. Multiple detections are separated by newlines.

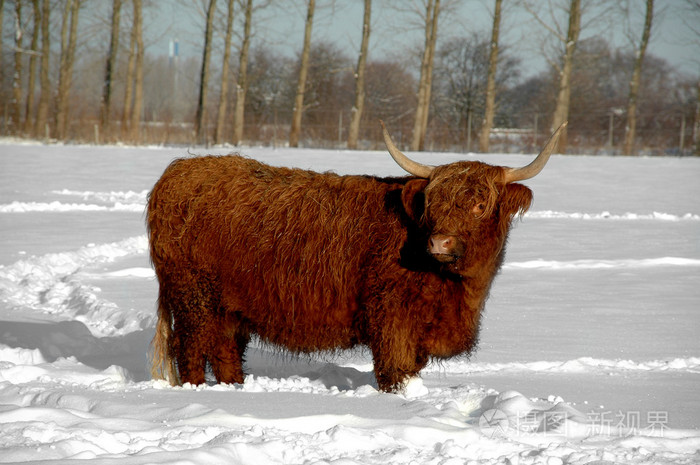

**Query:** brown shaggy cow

left=148, top=122, right=566, bottom=392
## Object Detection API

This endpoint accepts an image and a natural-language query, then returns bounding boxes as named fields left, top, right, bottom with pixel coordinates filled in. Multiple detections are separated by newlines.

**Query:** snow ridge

left=0, top=189, right=148, bottom=213
left=51, top=189, right=149, bottom=204
left=0, top=236, right=152, bottom=336
left=0, top=200, right=144, bottom=213
left=427, top=356, right=700, bottom=375
left=504, top=257, right=700, bottom=270
left=525, top=210, right=700, bottom=221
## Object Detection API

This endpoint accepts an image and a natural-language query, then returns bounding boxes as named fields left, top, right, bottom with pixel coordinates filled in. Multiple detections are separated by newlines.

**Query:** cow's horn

left=504, top=121, right=568, bottom=183
left=380, top=120, right=434, bottom=178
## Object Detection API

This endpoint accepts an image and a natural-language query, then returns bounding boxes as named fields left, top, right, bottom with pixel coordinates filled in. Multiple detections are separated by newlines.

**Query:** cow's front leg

left=370, top=339, right=428, bottom=393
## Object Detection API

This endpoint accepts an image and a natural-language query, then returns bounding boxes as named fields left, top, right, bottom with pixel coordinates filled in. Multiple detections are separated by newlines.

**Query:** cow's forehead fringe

left=428, top=161, right=506, bottom=192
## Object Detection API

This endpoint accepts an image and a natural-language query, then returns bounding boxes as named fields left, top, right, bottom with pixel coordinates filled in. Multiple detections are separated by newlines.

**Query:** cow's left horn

left=380, top=120, right=434, bottom=178
left=504, top=121, right=567, bottom=183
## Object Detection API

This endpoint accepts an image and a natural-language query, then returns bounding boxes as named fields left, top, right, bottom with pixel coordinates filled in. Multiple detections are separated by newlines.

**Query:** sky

left=148, top=0, right=700, bottom=80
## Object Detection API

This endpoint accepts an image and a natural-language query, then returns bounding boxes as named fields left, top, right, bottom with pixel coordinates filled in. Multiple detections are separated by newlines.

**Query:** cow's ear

left=501, top=183, right=533, bottom=219
left=401, top=179, right=429, bottom=222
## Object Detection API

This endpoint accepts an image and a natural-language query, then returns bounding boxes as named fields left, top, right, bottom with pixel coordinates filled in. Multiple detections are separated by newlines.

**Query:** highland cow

left=148, top=122, right=566, bottom=392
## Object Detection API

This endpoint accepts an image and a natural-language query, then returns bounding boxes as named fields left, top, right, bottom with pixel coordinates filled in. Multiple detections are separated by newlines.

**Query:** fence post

left=338, top=111, right=343, bottom=146
left=273, top=107, right=278, bottom=149
left=680, top=114, right=686, bottom=153
left=467, top=110, right=472, bottom=152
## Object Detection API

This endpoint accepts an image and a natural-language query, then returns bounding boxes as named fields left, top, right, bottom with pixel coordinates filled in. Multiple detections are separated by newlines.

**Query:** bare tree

left=35, top=0, right=51, bottom=138
left=122, top=7, right=136, bottom=138
left=696, top=79, right=700, bottom=157
left=0, top=0, right=4, bottom=102
left=195, top=0, right=217, bottom=144
left=523, top=0, right=581, bottom=153
left=214, top=0, right=235, bottom=145
left=244, top=46, right=294, bottom=138
left=100, top=0, right=122, bottom=140
left=410, top=0, right=441, bottom=151
left=347, top=0, right=371, bottom=150
left=130, top=0, right=144, bottom=142
left=551, top=0, right=580, bottom=153
left=289, top=0, right=315, bottom=148
left=55, top=0, right=81, bottom=140
left=23, top=0, right=41, bottom=134
left=681, top=0, right=700, bottom=156
left=293, top=42, right=352, bottom=141
left=478, top=0, right=502, bottom=153
left=11, top=1, right=24, bottom=133
left=434, top=33, right=520, bottom=149
left=232, top=0, right=254, bottom=145
left=622, top=0, right=654, bottom=155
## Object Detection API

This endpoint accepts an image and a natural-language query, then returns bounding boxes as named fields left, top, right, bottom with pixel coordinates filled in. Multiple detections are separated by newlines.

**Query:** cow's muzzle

left=429, top=235, right=464, bottom=263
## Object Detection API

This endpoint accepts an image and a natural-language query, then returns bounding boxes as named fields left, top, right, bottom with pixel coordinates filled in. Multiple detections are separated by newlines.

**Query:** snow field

left=0, top=140, right=699, bottom=464
left=1, top=343, right=699, bottom=464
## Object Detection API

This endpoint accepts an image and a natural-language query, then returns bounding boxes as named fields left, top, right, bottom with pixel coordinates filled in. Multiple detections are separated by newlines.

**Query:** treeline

left=1, top=0, right=699, bottom=156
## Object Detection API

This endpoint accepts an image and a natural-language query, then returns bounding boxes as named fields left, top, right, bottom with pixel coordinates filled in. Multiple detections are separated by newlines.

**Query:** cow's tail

left=150, top=298, right=180, bottom=385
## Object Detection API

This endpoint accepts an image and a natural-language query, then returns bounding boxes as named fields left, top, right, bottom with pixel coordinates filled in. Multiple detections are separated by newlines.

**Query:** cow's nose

left=429, top=235, right=455, bottom=255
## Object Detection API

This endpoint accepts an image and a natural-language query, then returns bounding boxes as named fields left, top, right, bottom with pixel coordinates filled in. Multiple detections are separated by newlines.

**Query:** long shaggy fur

left=147, top=155, right=532, bottom=392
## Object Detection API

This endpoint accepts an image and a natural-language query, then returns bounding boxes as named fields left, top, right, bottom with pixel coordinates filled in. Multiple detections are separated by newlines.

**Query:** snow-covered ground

left=1, top=139, right=698, bottom=464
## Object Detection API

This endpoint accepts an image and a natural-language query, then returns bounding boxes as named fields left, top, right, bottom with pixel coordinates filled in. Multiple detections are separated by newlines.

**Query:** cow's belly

left=223, top=288, right=361, bottom=353
left=256, top=318, right=359, bottom=353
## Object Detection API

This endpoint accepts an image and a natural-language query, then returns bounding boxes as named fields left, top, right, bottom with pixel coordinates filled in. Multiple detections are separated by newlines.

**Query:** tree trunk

left=195, top=0, right=217, bottom=145
left=121, top=8, right=136, bottom=139
left=100, top=0, right=122, bottom=141
left=23, top=0, right=40, bottom=134
left=411, top=0, right=440, bottom=152
left=215, top=0, right=235, bottom=145
left=347, top=0, right=371, bottom=150
left=11, top=1, right=23, bottom=133
left=289, top=0, right=315, bottom=148
left=55, top=0, right=80, bottom=140
left=478, top=0, right=502, bottom=153
left=549, top=0, right=580, bottom=154
left=56, top=0, right=71, bottom=137
left=694, top=79, right=699, bottom=157
left=418, top=0, right=439, bottom=151
left=35, top=0, right=50, bottom=138
left=232, top=0, right=253, bottom=146
left=129, top=0, right=143, bottom=142
left=0, top=0, right=4, bottom=102
left=623, top=0, right=654, bottom=156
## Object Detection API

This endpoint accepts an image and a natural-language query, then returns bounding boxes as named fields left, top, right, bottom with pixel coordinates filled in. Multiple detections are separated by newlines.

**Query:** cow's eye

left=472, top=202, right=486, bottom=215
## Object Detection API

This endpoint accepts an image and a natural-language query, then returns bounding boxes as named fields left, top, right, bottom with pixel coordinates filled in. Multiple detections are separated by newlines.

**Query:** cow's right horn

left=380, top=120, right=434, bottom=178
left=504, top=121, right=567, bottom=183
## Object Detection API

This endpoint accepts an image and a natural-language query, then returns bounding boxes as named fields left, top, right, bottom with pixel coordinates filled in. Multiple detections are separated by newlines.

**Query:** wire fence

left=2, top=107, right=698, bottom=156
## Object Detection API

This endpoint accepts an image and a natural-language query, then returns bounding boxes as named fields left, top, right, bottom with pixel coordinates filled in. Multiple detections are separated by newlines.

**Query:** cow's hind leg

left=208, top=313, right=249, bottom=385
left=160, top=269, right=219, bottom=386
